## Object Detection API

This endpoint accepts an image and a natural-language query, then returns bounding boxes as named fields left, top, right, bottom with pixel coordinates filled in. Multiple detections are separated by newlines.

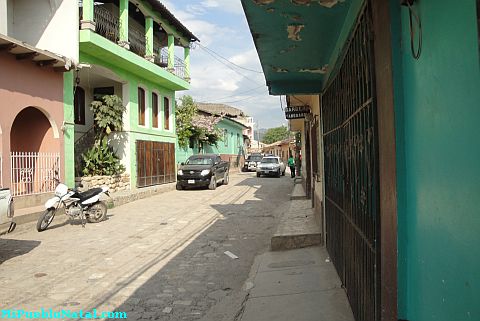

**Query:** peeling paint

left=299, top=65, right=328, bottom=74
left=291, top=0, right=312, bottom=5
left=318, top=0, right=342, bottom=8
left=272, top=66, right=289, bottom=73
left=279, top=45, right=298, bottom=54
left=281, top=12, right=302, bottom=21
left=290, top=0, right=343, bottom=8
left=252, top=0, right=275, bottom=5
left=287, top=24, right=304, bottom=41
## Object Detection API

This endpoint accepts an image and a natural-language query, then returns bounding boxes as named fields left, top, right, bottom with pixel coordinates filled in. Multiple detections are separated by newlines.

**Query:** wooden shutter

left=138, top=87, right=145, bottom=126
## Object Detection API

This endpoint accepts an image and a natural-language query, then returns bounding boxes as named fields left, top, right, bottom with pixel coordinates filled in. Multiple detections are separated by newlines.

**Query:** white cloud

left=163, top=0, right=286, bottom=128
left=201, top=0, right=220, bottom=8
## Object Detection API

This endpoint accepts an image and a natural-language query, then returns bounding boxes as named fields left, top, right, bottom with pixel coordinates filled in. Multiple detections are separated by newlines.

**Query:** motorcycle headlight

left=200, top=169, right=210, bottom=176
left=177, top=169, right=183, bottom=175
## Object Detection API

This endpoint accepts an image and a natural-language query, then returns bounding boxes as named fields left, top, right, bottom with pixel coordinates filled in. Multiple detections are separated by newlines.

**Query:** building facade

left=242, top=0, right=480, bottom=320
left=176, top=103, right=248, bottom=169
left=76, top=0, right=198, bottom=189
left=0, top=0, right=77, bottom=204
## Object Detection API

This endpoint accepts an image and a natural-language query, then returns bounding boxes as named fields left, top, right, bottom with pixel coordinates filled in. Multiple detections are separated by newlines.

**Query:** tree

left=176, top=95, right=223, bottom=149
left=175, top=95, right=198, bottom=148
left=262, top=125, right=291, bottom=144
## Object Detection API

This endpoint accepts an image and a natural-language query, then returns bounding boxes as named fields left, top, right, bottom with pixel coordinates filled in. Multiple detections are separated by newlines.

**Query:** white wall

left=0, top=0, right=7, bottom=34
left=8, top=0, right=78, bottom=63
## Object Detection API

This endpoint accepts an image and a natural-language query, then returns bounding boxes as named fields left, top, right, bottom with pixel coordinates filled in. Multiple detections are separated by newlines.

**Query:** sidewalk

left=10, top=182, right=177, bottom=227
left=238, top=181, right=353, bottom=321
left=10, top=169, right=247, bottom=228
left=241, top=246, right=354, bottom=321
left=201, top=181, right=354, bottom=321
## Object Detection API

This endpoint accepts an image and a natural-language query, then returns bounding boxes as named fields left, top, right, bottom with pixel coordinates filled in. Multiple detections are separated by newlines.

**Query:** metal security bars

left=321, top=3, right=379, bottom=321
left=10, top=152, right=60, bottom=196
left=93, top=5, right=120, bottom=43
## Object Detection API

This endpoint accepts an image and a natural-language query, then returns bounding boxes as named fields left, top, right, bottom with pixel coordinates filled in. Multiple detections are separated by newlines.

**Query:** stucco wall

left=0, top=0, right=7, bottom=34
left=7, top=0, right=78, bottom=63
left=0, top=51, right=65, bottom=187
left=176, top=118, right=246, bottom=165
left=391, top=0, right=480, bottom=319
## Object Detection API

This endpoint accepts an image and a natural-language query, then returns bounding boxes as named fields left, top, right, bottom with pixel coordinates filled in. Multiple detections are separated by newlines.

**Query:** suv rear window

left=186, top=157, right=213, bottom=165
left=261, top=158, right=278, bottom=164
left=248, top=156, right=262, bottom=161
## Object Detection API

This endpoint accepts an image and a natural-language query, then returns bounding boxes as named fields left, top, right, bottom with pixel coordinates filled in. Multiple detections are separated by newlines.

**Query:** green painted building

left=242, top=0, right=480, bottom=320
left=73, top=0, right=198, bottom=189
left=176, top=103, right=248, bottom=167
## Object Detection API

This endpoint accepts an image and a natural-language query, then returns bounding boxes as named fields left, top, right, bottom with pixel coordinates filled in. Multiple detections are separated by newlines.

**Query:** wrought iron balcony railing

left=129, top=23, right=146, bottom=57
left=79, top=5, right=189, bottom=81
left=94, top=5, right=120, bottom=43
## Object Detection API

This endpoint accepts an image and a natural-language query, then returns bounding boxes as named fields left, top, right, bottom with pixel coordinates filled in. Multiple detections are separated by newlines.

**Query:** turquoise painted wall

left=175, top=118, right=245, bottom=164
left=391, top=1, right=480, bottom=319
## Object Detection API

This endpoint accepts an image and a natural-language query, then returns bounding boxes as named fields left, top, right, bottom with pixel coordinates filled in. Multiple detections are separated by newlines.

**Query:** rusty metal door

left=321, top=3, right=379, bottom=321
left=136, top=140, right=175, bottom=188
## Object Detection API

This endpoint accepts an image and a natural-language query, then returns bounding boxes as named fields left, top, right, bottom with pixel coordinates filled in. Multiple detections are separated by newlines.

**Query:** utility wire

left=198, top=45, right=263, bottom=85
left=211, top=95, right=259, bottom=105
left=197, top=84, right=265, bottom=103
left=198, top=43, right=264, bottom=74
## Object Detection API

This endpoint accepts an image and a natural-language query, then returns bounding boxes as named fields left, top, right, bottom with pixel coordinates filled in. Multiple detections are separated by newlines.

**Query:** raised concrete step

left=290, top=182, right=307, bottom=200
left=271, top=198, right=321, bottom=251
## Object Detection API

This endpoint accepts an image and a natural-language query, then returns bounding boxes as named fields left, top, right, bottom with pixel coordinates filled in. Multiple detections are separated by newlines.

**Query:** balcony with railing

left=93, top=5, right=120, bottom=43
left=80, top=3, right=189, bottom=81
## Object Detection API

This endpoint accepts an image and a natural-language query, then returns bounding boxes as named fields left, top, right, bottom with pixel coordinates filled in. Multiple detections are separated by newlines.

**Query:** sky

left=162, top=0, right=288, bottom=129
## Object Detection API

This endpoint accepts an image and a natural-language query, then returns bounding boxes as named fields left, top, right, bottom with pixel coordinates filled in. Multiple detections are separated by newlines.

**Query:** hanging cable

left=210, top=95, right=259, bottom=104
left=198, top=46, right=263, bottom=85
left=404, top=1, right=422, bottom=59
left=198, top=43, right=264, bottom=74
left=197, top=84, right=266, bottom=103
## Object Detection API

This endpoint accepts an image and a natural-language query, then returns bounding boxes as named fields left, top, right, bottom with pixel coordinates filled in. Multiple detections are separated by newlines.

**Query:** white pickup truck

left=0, top=188, right=15, bottom=234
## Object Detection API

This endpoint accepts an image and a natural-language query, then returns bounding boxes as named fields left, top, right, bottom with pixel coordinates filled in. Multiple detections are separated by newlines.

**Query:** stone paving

left=0, top=173, right=293, bottom=320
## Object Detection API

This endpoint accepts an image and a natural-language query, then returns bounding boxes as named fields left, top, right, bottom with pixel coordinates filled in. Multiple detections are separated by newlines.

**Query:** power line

left=198, top=45, right=263, bottom=85
left=212, top=95, right=259, bottom=105
left=198, top=43, right=264, bottom=74
left=197, top=84, right=265, bottom=103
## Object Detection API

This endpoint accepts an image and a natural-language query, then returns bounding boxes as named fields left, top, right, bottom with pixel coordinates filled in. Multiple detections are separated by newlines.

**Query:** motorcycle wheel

left=36, top=208, right=56, bottom=232
left=86, top=201, right=107, bottom=223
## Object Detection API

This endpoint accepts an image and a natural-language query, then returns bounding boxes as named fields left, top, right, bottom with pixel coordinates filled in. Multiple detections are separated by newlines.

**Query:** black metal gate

left=322, top=3, right=379, bottom=321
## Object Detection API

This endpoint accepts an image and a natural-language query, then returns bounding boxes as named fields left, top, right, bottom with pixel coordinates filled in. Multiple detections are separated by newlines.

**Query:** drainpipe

left=184, top=46, right=190, bottom=82
left=167, top=34, right=175, bottom=72
left=145, top=16, right=154, bottom=62
left=80, top=0, right=95, bottom=31
left=118, top=0, right=129, bottom=49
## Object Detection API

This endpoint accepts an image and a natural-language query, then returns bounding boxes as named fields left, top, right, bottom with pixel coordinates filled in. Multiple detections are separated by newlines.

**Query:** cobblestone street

left=0, top=172, right=292, bottom=320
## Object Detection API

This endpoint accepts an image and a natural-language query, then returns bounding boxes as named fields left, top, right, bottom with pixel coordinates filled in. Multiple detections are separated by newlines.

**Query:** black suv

left=177, top=154, right=230, bottom=190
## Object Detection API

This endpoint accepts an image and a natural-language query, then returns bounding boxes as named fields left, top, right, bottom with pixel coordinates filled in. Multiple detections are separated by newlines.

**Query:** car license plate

left=188, top=180, right=195, bottom=184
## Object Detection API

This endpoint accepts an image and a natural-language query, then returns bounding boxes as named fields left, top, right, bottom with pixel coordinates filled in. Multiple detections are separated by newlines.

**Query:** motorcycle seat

left=75, top=188, right=103, bottom=202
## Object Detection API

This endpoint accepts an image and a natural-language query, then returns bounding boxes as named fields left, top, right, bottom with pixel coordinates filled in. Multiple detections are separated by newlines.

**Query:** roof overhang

left=241, top=0, right=360, bottom=95
left=144, top=0, right=199, bottom=43
left=0, top=33, right=71, bottom=72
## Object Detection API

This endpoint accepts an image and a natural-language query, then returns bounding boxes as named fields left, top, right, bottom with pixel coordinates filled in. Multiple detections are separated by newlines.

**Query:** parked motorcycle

left=36, top=179, right=110, bottom=232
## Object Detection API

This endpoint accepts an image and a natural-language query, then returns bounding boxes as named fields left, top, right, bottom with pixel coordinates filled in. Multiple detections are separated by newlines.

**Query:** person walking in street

left=288, top=155, right=295, bottom=178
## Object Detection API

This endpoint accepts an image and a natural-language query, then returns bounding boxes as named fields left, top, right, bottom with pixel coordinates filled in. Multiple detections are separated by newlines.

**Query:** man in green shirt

left=288, top=155, right=295, bottom=178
